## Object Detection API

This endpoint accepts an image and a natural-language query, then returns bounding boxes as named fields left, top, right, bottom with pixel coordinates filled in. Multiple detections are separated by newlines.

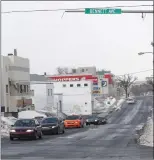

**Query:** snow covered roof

left=18, top=110, right=47, bottom=119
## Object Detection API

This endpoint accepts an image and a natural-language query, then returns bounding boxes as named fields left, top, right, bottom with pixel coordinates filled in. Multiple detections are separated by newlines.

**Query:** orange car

left=64, top=115, right=84, bottom=128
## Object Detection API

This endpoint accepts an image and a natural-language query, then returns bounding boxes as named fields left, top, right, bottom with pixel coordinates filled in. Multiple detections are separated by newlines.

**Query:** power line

left=116, top=69, right=153, bottom=77
left=2, top=4, right=153, bottom=14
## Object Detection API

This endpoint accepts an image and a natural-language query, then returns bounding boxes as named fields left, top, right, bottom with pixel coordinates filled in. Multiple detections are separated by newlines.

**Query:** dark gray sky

left=2, top=1, right=153, bottom=80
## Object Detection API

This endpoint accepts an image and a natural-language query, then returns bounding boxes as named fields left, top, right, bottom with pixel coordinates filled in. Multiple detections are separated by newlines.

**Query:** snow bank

left=1, top=116, right=17, bottom=137
left=113, top=98, right=125, bottom=111
left=93, top=97, right=116, bottom=113
left=18, top=110, right=47, bottom=119
left=139, top=116, right=153, bottom=147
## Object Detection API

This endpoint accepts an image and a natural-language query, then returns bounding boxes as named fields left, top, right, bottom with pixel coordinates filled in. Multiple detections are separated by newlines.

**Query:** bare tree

left=130, top=83, right=152, bottom=96
left=56, top=67, right=69, bottom=74
left=116, top=74, right=137, bottom=98
left=146, top=77, right=153, bottom=88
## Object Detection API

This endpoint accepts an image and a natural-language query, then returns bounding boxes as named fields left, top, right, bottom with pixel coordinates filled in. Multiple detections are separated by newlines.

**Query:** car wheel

left=33, top=132, right=38, bottom=140
left=62, top=128, right=65, bottom=134
left=10, top=137, right=14, bottom=141
left=38, top=132, right=42, bottom=139
left=56, top=128, right=59, bottom=135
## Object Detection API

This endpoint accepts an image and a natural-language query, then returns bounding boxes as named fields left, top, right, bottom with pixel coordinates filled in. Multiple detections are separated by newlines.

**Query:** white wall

left=52, top=80, right=92, bottom=115
left=8, top=55, right=30, bottom=82
left=31, top=82, right=54, bottom=111
left=1, top=56, right=10, bottom=111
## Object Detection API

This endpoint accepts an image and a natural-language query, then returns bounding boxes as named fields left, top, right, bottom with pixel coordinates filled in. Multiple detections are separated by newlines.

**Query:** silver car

left=126, top=98, right=136, bottom=104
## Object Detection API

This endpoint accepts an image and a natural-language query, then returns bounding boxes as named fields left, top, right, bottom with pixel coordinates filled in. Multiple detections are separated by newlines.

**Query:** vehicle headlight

left=86, top=119, right=88, bottom=122
left=52, top=126, right=56, bottom=128
left=95, top=119, right=98, bottom=121
left=10, top=130, right=16, bottom=132
left=26, top=129, right=34, bottom=132
left=52, top=125, right=58, bottom=128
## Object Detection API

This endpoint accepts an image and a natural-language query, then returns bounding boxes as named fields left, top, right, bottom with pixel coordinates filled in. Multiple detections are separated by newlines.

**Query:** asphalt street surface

left=1, top=96, right=153, bottom=160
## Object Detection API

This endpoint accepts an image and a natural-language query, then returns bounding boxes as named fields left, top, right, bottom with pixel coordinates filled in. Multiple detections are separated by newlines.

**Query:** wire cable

left=2, top=4, right=153, bottom=14
left=115, top=69, right=153, bottom=77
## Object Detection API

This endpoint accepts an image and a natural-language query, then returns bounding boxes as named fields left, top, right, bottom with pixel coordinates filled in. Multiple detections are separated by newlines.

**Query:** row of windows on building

left=6, top=84, right=29, bottom=94
left=63, top=83, right=88, bottom=88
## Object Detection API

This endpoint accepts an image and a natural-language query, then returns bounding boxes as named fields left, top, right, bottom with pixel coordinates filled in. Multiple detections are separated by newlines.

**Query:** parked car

left=64, top=115, right=84, bottom=128
left=97, top=117, right=107, bottom=125
left=41, top=117, right=65, bottom=135
left=81, top=115, right=90, bottom=124
left=9, top=118, right=43, bottom=141
left=86, top=115, right=102, bottom=125
left=126, top=97, right=136, bottom=104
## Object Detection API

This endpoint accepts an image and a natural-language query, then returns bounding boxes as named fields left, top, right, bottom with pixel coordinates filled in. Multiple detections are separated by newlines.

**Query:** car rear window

left=87, top=115, right=96, bottom=119
left=14, top=119, right=35, bottom=127
left=66, top=116, right=80, bottom=120
left=41, top=118, right=58, bottom=124
left=128, top=98, right=133, bottom=100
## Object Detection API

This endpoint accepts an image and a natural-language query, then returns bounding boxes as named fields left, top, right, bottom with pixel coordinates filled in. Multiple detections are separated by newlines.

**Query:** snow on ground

left=1, top=116, right=17, bottom=137
left=18, top=110, right=47, bottom=119
left=139, top=116, right=153, bottom=147
left=113, top=98, right=125, bottom=111
left=93, top=97, right=116, bottom=113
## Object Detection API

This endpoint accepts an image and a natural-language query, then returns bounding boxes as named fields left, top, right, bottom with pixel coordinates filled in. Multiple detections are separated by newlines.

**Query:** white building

left=52, top=80, right=93, bottom=115
left=30, top=74, right=62, bottom=114
left=1, top=50, right=33, bottom=115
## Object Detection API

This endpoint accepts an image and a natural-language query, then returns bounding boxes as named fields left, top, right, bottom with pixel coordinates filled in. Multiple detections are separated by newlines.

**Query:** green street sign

left=85, top=8, right=122, bottom=14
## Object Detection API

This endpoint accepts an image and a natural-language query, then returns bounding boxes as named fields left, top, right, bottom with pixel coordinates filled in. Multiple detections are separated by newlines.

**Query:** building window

left=84, top=83, right=88, bottom=87
left=24, top=85, right=27, bottom=93
left=48, top=89, right=52, bottom=96
left=81, top=69, right=84, bottom=72
left=77, top=84, right=81, bottom=87
left=20, top=85, right=23, bottom=93
left=70, top=84, right=73, bottom=87
left=63, top=84, right=66, bottom=87
left=6, top=85, right=9, bottom=93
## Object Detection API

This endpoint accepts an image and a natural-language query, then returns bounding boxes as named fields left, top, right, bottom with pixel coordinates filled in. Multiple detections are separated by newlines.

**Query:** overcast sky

left=2, top=1, right=153, bottom=80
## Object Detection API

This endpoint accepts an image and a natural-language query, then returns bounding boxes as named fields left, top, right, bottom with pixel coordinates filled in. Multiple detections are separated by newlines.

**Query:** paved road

left=1, top=96, right=153, bottom=160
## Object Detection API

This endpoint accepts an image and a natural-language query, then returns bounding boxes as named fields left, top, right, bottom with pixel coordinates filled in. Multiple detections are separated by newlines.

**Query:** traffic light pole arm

left=65, top=10, right=154, bottom=13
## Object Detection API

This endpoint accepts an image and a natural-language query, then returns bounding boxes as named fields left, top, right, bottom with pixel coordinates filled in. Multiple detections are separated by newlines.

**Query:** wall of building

left=1, top=56, right=10, bottom=112
left=8, top=55, right=30, bottom=82
left=76, top=66, right=96, bottom=75
left=1, top=53, right=32, bottom=113
left=31, top=81, right=54, bottom=111
left=52, top=80, right=92, bottom=115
